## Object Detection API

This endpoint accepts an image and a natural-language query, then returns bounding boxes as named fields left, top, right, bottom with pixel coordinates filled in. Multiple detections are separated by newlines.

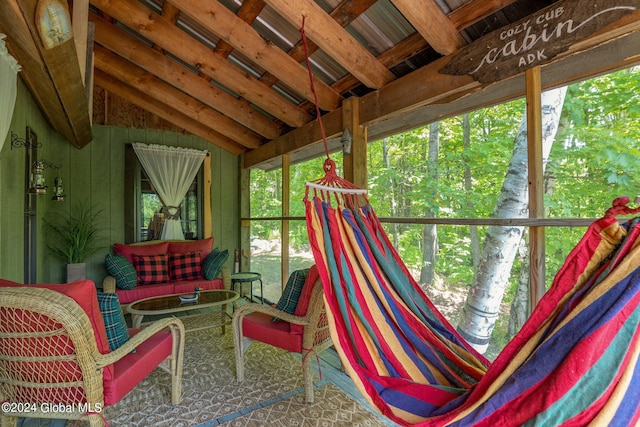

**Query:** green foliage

left=44, top=203, right=106, bottom=264
left=248, top=66, right=640, bottom=336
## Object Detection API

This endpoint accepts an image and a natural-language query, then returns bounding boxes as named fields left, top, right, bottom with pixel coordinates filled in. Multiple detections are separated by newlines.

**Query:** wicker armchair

left=0, top=286, right=184, bottom=427
left=232, top=274, right=332, bottom=403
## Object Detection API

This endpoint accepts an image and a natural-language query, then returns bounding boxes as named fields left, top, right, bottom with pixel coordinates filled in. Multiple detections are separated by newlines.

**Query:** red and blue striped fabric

left=305, top=189, right=640, bottom=426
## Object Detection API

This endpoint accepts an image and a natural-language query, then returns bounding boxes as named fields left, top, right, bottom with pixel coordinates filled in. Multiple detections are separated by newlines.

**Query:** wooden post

left=526, top=66, right=546, bottom=314
left=203, top=153, right=212, bottom=238
left=240, top=156, right=251, bottom=272
left=281, top=154, right=290, bottom=289
left=342, top=97, right=367, bottom=189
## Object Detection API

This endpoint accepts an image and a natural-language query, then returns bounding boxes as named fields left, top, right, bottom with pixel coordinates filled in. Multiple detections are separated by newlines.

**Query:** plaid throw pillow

left=202, top=248, right=229, bottom=280
left=169, top=251, right=202, bottom=281
left=105, top=253, right=137, bottom=290
left=133, top=254, right=169, bottom=285
left=274, top=268, right=310, bottom=316
left=97, top=292, right=130, bottom=351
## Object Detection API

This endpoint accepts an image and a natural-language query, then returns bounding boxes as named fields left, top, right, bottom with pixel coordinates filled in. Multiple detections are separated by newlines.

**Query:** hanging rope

left=300, top=16, right=330, bottom=161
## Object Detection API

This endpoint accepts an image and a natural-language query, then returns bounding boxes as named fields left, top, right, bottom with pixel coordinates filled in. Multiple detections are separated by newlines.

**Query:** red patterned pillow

left=169, top=251, right=203, bottom=281
left=133, top=254, right=169, bottom=285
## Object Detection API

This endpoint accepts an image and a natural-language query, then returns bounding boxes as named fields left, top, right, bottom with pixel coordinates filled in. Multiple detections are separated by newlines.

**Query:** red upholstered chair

left=0, top=280, right=184, bottom=427
left=232, top=266, right=332, bottom=403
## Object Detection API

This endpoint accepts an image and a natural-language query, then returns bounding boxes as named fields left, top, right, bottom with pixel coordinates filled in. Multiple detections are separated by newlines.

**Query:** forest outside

left=249, top=66, right=640, bottom=360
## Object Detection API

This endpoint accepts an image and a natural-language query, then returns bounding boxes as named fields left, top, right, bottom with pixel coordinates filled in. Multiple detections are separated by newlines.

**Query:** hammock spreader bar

left=305, top=166, right=640, bottom=426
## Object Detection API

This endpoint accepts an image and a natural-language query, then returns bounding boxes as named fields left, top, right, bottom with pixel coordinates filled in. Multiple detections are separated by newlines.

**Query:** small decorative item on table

left=179, top=287, right=200, bottom=302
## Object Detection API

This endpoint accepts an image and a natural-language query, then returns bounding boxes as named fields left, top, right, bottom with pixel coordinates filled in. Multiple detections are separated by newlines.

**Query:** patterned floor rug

left=16, top=313, right=396, bottom=427
left=103, top=327, right=395, bottom=426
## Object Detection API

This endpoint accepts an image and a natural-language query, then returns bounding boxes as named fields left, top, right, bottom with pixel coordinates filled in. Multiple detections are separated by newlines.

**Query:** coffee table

left=126, top=290, right=239, bottom=333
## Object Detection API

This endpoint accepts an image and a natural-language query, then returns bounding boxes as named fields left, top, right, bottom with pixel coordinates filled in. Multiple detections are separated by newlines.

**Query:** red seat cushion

left=115, top=278, right=223, bottom=304
left=242, top=312, right=302, bottom=353
left=103, top=328, right=173, bottom=405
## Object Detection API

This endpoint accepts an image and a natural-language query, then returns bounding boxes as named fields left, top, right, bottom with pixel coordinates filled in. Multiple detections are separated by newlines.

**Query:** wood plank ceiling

left=2, top=0, right=640, bottom=167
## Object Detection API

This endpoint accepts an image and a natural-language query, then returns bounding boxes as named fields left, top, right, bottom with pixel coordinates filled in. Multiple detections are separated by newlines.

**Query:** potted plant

left=44, top=203, right=106, bottom=283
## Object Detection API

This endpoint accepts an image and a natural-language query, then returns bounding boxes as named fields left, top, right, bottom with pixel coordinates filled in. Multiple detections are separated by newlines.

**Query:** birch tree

left=457, top=86, right=567, bottom=354
left=420, top=122, right=440, bottom=284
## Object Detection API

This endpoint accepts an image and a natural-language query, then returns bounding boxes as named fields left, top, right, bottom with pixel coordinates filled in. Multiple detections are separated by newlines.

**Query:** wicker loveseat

left=102, top=238, right=230, bottom=305
left=0, top=279, right=184, bottom=426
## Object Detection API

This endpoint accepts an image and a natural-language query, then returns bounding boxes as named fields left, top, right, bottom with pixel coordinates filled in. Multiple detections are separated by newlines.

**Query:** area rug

left=103, top=328, right=394, bottom=426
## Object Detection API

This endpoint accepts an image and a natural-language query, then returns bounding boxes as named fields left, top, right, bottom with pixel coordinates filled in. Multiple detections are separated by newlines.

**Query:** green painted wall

left=1, top=77, right=239, bottom=285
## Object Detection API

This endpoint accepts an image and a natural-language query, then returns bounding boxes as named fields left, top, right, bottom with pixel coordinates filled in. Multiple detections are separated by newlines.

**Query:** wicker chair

left=232, top=272, right=332, bottom=403
left=0, top=286, right=184, bottom=427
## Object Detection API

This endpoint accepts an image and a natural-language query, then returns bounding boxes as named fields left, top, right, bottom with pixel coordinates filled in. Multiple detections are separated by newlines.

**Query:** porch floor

left=18, top=302, right=398, bottom=427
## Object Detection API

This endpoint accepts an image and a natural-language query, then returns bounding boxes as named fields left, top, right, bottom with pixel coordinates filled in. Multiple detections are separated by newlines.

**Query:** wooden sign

left=441, top=0, right=640, bottom=83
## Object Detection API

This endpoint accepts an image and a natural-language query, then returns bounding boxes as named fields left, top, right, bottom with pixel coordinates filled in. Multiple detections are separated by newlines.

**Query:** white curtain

left=0, top=34, right=21, bottom=152
left=132, top=143, right=208, bottom=240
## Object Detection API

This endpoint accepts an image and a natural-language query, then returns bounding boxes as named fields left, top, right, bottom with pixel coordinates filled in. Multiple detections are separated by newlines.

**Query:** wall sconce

left=29, top=159, right=64, bottom=201
left=12, top=127, right=65, bottom=201
left=341, top=127, right=352, bottom=155
left=11, top=127, right=41, bottom=149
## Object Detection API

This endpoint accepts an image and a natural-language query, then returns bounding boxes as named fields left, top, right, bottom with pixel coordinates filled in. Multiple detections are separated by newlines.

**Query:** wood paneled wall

left=0, top=77, right=239, bottom=285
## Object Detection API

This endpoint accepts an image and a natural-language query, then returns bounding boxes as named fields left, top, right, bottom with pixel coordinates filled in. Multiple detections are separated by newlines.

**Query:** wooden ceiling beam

left=214, top=0, right=265, bottom=57
left=91, top=13, right=282, bottom=140
left=89, top=0, right=311, bottom=128
left=263, top=0, right=395, bottom=89
left=174, top=0, right=340, bottom=112
left=258, top=0, right=377, bottom=108
left=94, top=45, right=262, bottom=149
left=94, top=70, right=245, bottom=155
left=2, top=0, right=92, bottom=148
left=245, top=10, right=640, bottom=168
left=448, top=0, right=519, bottom=30
left=0, top=0, right=75, bottom=142
left=389, top=0, right=465, bottom=56
left=330, top=0, right=519, bottom=97
left=72, top=0, right=89, bottom=84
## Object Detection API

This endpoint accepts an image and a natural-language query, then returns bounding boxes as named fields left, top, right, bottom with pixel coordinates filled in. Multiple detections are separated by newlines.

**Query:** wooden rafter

left=389, top=0, right=465, bottom=55
left=175, top=0, right=340, bottom=112
left=89, top=0, right=311, bottom=128
left=331, top=0, right=520, bottom=97
left=262, top=0, right=395, bottom=89
left=94, top=70, right=245, bottom=155
left=5, top=0, right=640, bottom=158
left=90, top=12, right=281, bottom=140
left=93, top=45, right=262, bottom=149
left=245, top=8, right=640, bottom=167
left=2, top=0, right=92, bottom=147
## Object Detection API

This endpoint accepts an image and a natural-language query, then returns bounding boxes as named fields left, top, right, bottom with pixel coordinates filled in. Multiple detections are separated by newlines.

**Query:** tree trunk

left=463, top=114, right=480, bottom=274
left=457, top=87, right=567, bottom=354
left=508, top=141, right=563, bottom=337
left=508, top=238, right=530, bottom=338
left=421, top=122, right=440, bottom=285
left=382, top=138, right=400, bottom=247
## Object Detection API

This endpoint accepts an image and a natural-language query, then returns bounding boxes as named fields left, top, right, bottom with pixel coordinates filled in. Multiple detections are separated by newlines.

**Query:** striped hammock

left=304, top=160, right=640, bottom=426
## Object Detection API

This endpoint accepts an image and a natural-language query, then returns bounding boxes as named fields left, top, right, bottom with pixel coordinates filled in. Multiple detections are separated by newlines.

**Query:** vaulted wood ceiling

left=2, top=0, right=640, bottom=169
